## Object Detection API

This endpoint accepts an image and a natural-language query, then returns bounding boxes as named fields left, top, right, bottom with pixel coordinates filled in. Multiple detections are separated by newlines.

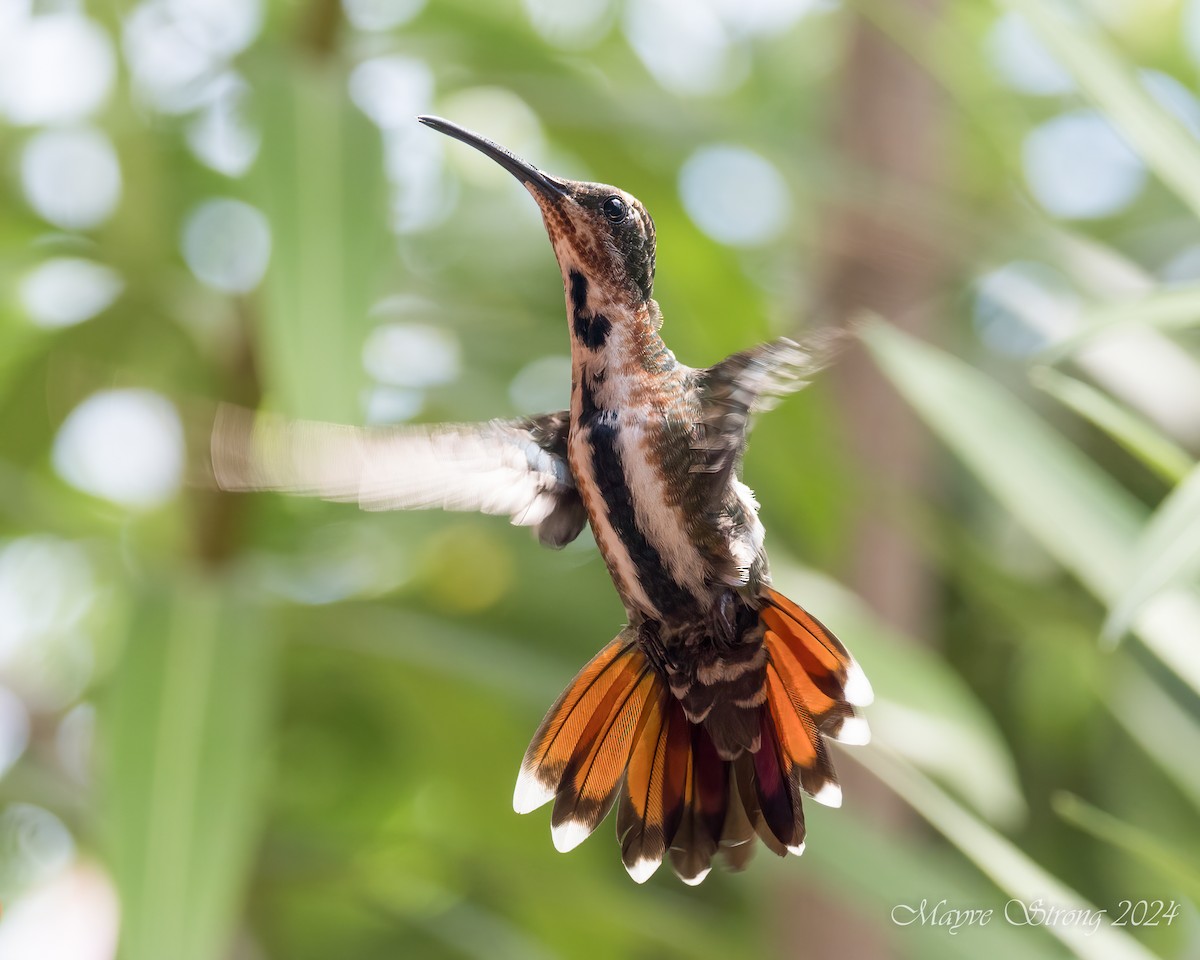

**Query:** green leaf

left=1037, top=283, right=1200, bottom=366
left=1052, top=792, right=1200, bottom=905
left=1030, top=366, right=1194, bottom=484
left=101, top=578, right=275, bottom=960
left=863, top=321, right=1137, bottom=596
left=1002, top=0, right=1200, bottom=222
left=802, top=808, right=1067, bottom=960
left=249, top=54, right=390, bottom=422
left=1104, top=463, right=1200, bottom=640
left=858, top=748, right=1159, bottom=960
left=1109, top=668, right=1200, bottom=811
left=860, top=319, right=1200, bottom=695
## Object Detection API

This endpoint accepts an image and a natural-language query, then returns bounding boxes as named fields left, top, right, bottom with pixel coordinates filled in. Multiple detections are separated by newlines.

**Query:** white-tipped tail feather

left=551, top=819, right=593, bottom=853
left=832, top=716, right=871, bottom=746
left=513, top=768, right=555, bottom=814
left=624, top=856, right=662, bottom=884
left=678, top=867, right=712, bottom=886
left=812, top=782, right=843, bottom=809
left=844, top=660, right=874, bottom=707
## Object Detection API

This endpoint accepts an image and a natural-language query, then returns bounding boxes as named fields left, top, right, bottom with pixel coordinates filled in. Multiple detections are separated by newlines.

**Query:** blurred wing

left=691, top=331, right=843, bottom=493
left=211, top=406, right=587, bottom=548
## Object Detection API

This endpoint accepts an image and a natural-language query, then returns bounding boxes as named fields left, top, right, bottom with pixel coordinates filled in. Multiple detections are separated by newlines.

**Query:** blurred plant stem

left=789, top=0, right=950, bottom=956
left=299, top=0, right=345, bottom=59
left=193, top=298, right=261, bottom=567
left=820, top=8, right=947, bottom=639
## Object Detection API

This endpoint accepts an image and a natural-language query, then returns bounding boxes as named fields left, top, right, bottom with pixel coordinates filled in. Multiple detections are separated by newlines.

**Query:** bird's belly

left=569, top=409, right=710, bottom=622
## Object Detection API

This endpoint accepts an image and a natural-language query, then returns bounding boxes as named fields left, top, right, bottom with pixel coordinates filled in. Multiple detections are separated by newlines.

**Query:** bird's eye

left=602, top=196, right=627, bottom=223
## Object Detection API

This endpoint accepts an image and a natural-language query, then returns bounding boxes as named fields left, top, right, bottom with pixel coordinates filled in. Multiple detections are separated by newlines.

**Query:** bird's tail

left=512, top=588, right=872, bottom=884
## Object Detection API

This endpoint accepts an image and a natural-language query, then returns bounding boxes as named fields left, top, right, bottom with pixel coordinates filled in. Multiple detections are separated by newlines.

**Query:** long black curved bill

left=418, top=115, right=566, bottom=200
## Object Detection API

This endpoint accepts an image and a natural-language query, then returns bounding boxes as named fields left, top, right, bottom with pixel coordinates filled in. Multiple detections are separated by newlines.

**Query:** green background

left=0, top=0, right=1198, bottom=958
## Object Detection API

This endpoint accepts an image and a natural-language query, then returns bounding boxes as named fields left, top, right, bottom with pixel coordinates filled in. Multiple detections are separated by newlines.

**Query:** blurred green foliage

left=0, top=0, right=1199, bottom=959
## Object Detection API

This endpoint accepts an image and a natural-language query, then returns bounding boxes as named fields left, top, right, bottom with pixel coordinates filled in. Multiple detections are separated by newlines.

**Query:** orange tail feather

left=513, top=589, right=871, bottom=883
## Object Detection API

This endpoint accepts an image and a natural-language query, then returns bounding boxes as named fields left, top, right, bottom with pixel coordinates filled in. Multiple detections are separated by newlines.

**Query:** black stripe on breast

left=569, top=270, right=610, bottom=349
left=578, top=371, right=599, bottom=420
left=582, top=314, right=611, bottom=349
left=581, top=377, right=695, bottom=619
left=570, top=270, right=588, bottom=315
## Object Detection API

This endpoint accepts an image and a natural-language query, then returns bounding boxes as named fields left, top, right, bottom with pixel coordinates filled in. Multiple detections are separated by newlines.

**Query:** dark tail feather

left=718, top=766, right=758, bottom=871
left=514, top=590, right=871, bottom=883
left=668, top=726, right=727, bottom=884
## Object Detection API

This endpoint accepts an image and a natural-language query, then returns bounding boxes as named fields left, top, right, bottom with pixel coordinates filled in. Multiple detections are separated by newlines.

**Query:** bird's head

left=419, top=116, right=657, bottom=318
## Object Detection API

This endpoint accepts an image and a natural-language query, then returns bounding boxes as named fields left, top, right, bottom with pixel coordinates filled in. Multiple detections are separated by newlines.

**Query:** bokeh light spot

left=0, top=536, right=97, bottom=712
left=185, top=72, right=260, bottom=176
left=0, top=537, right=94, bottom=668
left=349, top=59, right=449, bottom=233
left=182, top=198, right=272, bottom=293
left=522, top=0, right=613, bottom=48
left=0, top=861, right=119, bottom=960
left=363, top=323, right=461, bottom=388
left=21, top=127, right=122, bottom=231
left=350, top=56, right=434, bottom=131
left=385, top=129, right=454, bottom=233
left=53, top=389, right=185, bottom=510
left=0, top=13, right=116, bottom=125
left=124, top=1, right=210, bottom=112
left=972, top=261, right=1079, bottom=356
left=679, top=145, right=791, bottom=246
left=1022, top=110, right=1145, bottom=219
left=123, top=0, right=262, bottom=114
left=19, top=259, right=124, bottom=330
left=175, top=0, right=262, bottom=57
left=364, top=386, right=425, bottom=425
left=986, top=12, right=1073, bottom=96
left=623, top=0, right=745, bottom=96
left=0, top=805, right=74, bottom=899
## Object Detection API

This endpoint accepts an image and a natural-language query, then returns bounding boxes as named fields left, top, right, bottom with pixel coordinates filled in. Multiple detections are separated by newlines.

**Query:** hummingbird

left=212, top=116, right=872, bottom=885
